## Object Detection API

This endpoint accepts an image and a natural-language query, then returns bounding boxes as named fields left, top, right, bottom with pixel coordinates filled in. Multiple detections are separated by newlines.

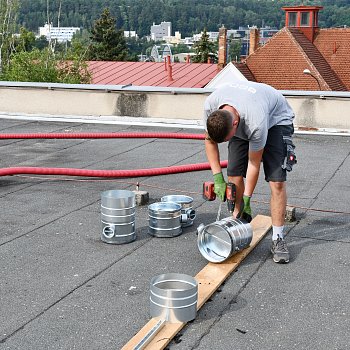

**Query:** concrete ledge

left=0, top=82, right=349, bottom=129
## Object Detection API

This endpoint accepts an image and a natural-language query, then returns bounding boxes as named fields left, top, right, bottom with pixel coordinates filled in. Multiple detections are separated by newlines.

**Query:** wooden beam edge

left=122, top=215, right=272, bottom=350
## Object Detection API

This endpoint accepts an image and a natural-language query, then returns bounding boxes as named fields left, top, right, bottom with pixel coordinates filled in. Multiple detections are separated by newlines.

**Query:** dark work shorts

left=227, top=124, right=295, bottom=182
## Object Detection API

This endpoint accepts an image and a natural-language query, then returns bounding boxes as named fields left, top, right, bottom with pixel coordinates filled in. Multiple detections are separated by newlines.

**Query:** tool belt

left=282, top=135, right=297, bottom=172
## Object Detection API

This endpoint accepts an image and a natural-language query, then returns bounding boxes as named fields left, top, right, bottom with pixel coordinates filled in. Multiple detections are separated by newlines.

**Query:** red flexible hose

left=0, top=132, right=205, bottom=140
left=0, top=161, right=228, bottom=178
left=0, top=132, right=224, bottom=178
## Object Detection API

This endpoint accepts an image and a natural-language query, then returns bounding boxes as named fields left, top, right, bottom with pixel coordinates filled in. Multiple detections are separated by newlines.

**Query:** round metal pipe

left=150, top=273, right=198, bottom=323
left=197, top=217, right=253, bottom=263
left=101, top=190, right=136, bottom=244
left=148, top=202, right=182, bottom=237
left=161, top=195, right=196, bottom=227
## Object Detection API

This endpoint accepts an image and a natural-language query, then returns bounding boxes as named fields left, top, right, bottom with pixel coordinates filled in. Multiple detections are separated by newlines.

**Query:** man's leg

left=263, top=125, right=295, bottom=263
left=269, top=181, right=286, bottom=227
left=269, top=181, right=289, bottom=263
left=227, top=136, right=249, bottom=218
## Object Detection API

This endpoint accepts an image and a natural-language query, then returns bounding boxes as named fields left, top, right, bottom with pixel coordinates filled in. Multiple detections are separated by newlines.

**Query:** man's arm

left=204, top=134, right=222, bottom=175
left=244, top=149, right=264, bottom=196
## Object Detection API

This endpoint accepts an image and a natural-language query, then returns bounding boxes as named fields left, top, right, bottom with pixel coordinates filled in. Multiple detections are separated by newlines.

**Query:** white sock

left=272, top=225, right=284, bottom=241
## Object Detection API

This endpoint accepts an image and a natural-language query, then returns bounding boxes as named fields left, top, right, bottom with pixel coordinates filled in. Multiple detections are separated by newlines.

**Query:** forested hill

left=19, top=0, right=350, bottom=37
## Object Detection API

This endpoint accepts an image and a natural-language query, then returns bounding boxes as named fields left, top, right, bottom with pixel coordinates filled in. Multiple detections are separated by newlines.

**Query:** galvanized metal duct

left=150, top=273, right=198, bottom=323
left=197, top=217, right=253, bottom=263
left=161, top=195, right=196, bottom=227
left=101, top=190, right=136, bottom=244
left=148, top=202, right=182, bottom=237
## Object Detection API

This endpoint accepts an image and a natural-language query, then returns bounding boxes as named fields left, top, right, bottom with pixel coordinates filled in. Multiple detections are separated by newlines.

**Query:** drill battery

left=202, top=181, right=236, bottom=214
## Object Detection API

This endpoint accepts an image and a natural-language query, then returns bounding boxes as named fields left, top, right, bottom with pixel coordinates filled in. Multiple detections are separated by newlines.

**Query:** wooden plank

left=196, top=214, right=272, bottom=309
left=122, top=215, right=272, bottom=350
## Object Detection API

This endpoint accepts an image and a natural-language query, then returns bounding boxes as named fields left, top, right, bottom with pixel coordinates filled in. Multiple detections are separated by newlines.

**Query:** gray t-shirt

left=203, top=81, right=295, bottom=151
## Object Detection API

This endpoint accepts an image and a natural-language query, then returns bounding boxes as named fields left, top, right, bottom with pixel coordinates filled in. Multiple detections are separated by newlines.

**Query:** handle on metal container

left=187, top=209, right=196, bottom=221
left=102, top=225, right=115, bottom=238
left=180, top=209, right=196, bottom=223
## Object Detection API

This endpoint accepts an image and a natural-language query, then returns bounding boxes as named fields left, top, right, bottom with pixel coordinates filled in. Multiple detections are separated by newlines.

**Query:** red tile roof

left=88, top=61, right=219, bottom=88
left=314, top=28, right=350, bottom=90
left=234, top=63, right=257, bottom=82
left=289, top=28, right=347, bottom=91
left=245, top=27, right=348, bottom=91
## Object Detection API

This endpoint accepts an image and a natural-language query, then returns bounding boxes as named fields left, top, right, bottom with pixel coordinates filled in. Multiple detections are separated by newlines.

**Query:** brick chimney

left=167, top=64, right=173, bottom=81
left=249, top=28, right=259, bottom=55
left=166, top=55, right=173, bottom=81
left=282, top=5, right=323, bottom=42
left=217, top=25, right=227, bottom=70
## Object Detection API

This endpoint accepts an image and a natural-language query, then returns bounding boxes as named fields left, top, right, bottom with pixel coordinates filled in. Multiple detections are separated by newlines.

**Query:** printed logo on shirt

left=228, top=83, right=257, bottom=94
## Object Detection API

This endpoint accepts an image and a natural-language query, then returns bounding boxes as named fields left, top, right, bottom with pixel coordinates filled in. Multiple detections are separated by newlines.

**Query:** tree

left=0, top=0, right=20, bottom=72
left=88, top=8, right=128, bottom=61
left=171, top=44, right=191, bottom=55
left=228, top=37, right=242, bottom=62
left=33, top=36, right=49, bottom=50
left=1, top=48, right=91, bottom=84
left=70, top=29, right=90, bottom=59
left=15, top=27, right=36, bottom=52
left=192, top=29, right=217, bottom=63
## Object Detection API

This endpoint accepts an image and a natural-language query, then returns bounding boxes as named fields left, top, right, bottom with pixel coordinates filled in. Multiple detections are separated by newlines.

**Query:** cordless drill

left=202, top=181, right=236, bottom=214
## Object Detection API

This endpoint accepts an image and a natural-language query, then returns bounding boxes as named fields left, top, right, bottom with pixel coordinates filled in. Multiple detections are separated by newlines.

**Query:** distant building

left=193, top=31, right=219, bottom=42
left=183, top=37, right=194, bottom=47
left=226, top=26, right=278, bottom=57
left=189, top=27, right=278, bottom=57
left=259, top=27, right=279, bottom=44
left=39, top=23, right=80, bottom=42
left=151, top=21, right=172, bottom=41
left=124, top=31, right=138, bottom=39
left=164, top=31, right=182, bottom=45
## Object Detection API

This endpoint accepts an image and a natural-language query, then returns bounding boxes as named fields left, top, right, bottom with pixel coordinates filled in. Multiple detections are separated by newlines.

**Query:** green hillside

left=19, top=0, right=350, bottom=37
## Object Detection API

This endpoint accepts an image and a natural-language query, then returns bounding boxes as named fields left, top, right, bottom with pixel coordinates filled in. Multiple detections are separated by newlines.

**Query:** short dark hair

left=206, top=110, right=232, bottom=143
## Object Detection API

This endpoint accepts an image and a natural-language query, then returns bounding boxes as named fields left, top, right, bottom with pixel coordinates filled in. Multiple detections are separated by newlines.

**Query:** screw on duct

left=161, top=195, right=196, bottom=227
left=133, top=273, right=198, bottom=349
left=148, top=202, right=182, bottom=237
left=100, top=190, right=136, bottom=244
left=197, top=217, right=253, bottom=263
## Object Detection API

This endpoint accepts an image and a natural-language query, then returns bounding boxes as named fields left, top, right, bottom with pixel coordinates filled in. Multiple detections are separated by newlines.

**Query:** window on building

left=288, top=12, right=297, bottom=27
left=301, top=12, right=310, bottom=26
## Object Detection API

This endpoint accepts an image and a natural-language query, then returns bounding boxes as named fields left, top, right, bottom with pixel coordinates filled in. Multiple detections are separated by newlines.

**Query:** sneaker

left=271, top=236, right=290, bottom=263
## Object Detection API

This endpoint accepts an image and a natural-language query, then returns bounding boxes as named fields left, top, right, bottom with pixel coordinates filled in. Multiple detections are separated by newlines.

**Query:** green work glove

left=213, top=172, right=227, bottom=202
left=240, top=195, right=252, bottom=222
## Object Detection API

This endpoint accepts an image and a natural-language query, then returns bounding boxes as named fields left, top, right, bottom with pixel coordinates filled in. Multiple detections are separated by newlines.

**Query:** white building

left=39, top=23, right=80, bottom=42
left=163, top=31, right=182, bottom=45
left=193, top=31, right=219, bottom=42
left=150, top=21, right=172, bottom=41
left=124, top=31, right=138, bottom=39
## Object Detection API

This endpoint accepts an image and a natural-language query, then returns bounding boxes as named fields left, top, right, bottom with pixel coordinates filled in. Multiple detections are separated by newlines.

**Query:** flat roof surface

left=1, top=118, right=349, bottom=349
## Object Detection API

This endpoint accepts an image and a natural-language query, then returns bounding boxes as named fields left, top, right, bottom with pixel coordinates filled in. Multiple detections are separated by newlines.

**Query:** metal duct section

left=161, top=195, right=196, bottom=227
left=150, top=273, right=198, bottom=323
left=101, top=190, right=136, bottom=244
left=197, top=217, right=253, bottom=263
left=148, top=202, right=182, bottom=237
